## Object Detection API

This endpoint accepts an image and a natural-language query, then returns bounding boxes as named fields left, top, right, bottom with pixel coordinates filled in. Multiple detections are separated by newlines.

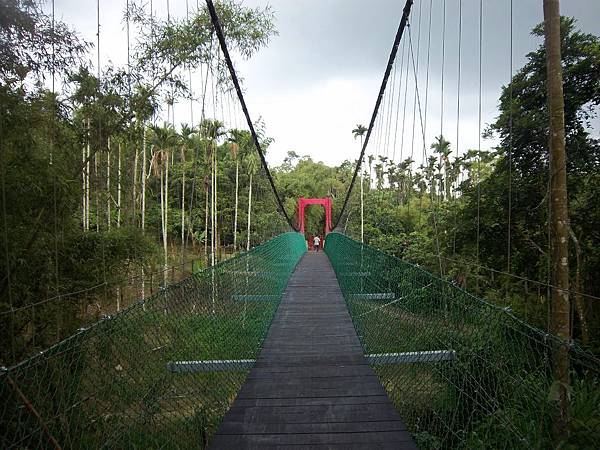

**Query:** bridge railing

left=0, top=232, right=306, bottom=449
left=325, top=232, right=600, bottom=450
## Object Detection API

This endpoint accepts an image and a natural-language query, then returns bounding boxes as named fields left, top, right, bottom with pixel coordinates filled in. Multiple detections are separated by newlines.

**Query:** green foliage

left=0, top=232, right=306, bottom=448
left=326, top=233, right=600, bottom=450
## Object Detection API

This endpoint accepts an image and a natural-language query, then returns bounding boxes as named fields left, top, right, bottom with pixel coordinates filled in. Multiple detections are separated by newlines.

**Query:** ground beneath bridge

left=209, top=252, right=417, bottom=449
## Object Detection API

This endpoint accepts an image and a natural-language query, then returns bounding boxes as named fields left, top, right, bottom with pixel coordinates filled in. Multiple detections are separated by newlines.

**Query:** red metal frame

left=297, top=197, right=333, bottom=235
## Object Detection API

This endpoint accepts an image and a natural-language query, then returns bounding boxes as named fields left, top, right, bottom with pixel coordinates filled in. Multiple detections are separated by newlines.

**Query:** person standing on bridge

left=313, top=235, right=321, bottom=252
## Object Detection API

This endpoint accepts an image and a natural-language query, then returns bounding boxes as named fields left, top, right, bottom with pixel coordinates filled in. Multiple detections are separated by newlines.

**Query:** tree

left=200, top=119, right=225, bottom=265
left=484, top=16, right=600, bottom=348
left=0, top=0, right=88, bottom=83
left=431, top=135, right=452, bottom=201
left=150, top=123, right=179, bottom=280
left=228, top=129, right=251, bottom=251
left=245, top=152, right=259, bottom=251
left=179, top=124, right=196, bottom=255
left=352, top=124, right=367, bottom=242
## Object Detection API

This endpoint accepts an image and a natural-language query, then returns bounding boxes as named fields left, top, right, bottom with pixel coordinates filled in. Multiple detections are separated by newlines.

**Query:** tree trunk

left=181, top=146, right=186, bottom=252
left=360, top=136, right=364, bottom=243
left=233, top=159, right=239, bottom=250
left=568, top=228, right=588, bottom=344
left=133, top=127, right=139, bottom=225
left=215, top=145, right=219, bottom=261
left=445, top=160, right=451, bottom=200
left=210, top=144, right=217, bottom=266
left=117, top=142, right=122, bottom=227
left=204, top=181, right=209, bottom=262
left=95, top=150, right=99, bottom=232
left=82, top=143, right=86, bottom=230
left=247, top=172, right=253, bottom=252
left=107, top=137, right=111, bottom=230
left=544, top=0, right=571, bottom=443
left=141, top=129, right=147, bottom=231
left=86, top=118, right=91, bottom=231
left=164, top=151, right=169, bottom=283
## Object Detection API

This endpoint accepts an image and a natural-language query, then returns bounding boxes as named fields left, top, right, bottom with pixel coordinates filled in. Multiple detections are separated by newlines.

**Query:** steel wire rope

left=205, top=0, right=297, bottom=231
left=436, top=255, right=600, bottom=303
left=333, top=0, right=414, bottom=229
left=373, top=75, right=386, bottom=162
left=407, top=0, right=423, bottom=215
left=422, top=0, right=433, bottom=152
left=451, top=0, right=462, bottom=256
left=185, top=43, right=211, bottom=251
left=407, top=25, right=443, bottom=276
left=382, top=65, right=394, bottom=159
left=440, top=0, right=446, bottom=142
left=383, top=62, right=397, bottom=159
left=507, top=0, right=514, bottom=276
left=0, top=256, right=205, bottom=317
left=476, top=0, right=483, bottom=289
left=392, top=37, right=407, bottom=162
left=0, top=32, right=15, bottom=361
left=398, top=29, right=412, bottom=163
left=50, top=0, right=61, bottom=351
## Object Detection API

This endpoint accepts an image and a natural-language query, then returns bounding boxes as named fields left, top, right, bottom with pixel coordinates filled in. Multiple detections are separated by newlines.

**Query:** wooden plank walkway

left=209, top=252, right=417, bottom=449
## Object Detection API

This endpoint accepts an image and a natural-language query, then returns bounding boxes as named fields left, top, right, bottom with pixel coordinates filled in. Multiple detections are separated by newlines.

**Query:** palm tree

left=245, top=151, right=259, bottom=251
left=424, top=156, right=437, bottom=201
left=150, top=123, right=179, bottom=282
left=199, top=119, right=225, bottom=266
left=352, top=124, right=367, bottom=243
left=228, top=129, right=251, bottom=252
left=367, top=154, right=375, bottom=188
left=431, top=135, right=452, bottom=201
left=179, top=124, right=196, bottom=255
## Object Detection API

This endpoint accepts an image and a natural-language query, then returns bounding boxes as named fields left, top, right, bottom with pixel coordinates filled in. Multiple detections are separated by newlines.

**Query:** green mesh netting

left=325, top=232, right=600, bottom=450
left=0, top=232, right=306, bottom=449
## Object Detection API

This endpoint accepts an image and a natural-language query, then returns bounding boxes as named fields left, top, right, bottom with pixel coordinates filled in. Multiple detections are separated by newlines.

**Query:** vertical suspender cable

left=507, top=0, right=514, bottom=275
left=205, top=0, right=297, bottom=231
left=407, top=26, right=443, bottom=276
left=422, top=0, right=433, bottom=149
left=392, top=38, right=406, bottom=162
left=452, top=0, right=462, bottom=255
left=476, top=0, right=483, bottom=289
left=408, top=0, right=423, bottom=210
left=51, top=0, right=61, bottom=326
left=334, top=0, right=414, bottom=229
left=384, top=63, right=397, bottom=159
left=440, top=0, right=446, bottom=140
left=399, top=34, right=411, bottom=163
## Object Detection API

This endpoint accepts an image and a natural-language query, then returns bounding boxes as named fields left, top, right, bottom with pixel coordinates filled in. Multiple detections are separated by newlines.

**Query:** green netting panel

left=325, top=232, right=600, bottom=450
left=0, top=232, right=306, bottom=449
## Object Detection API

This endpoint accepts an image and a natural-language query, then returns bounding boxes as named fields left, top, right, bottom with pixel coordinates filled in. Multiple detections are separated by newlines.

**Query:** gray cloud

left=53, top=0, right=600, bottom=166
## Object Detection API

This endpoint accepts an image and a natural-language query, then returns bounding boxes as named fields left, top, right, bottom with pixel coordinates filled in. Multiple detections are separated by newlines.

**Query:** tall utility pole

left=543, top=0, right=570, bottom=443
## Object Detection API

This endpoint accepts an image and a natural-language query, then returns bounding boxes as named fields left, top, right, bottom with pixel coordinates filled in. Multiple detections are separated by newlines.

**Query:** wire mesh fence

left=325, top=232, right=600, bottom=450
left=1, top=232, right=306, bottom=449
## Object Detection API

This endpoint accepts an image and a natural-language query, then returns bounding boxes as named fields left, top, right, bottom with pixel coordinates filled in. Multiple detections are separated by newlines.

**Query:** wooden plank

left=208, top=253, right=417, bottom=449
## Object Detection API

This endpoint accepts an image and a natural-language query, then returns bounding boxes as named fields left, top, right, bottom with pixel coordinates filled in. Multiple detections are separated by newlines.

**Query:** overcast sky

left=56, top=0, right=600, bottom=167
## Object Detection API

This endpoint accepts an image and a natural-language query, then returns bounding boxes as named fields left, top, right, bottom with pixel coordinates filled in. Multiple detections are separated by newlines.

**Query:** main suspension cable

left=333, top=0, right=414, bottom=229
left=205, top=0, right=297, bottom=231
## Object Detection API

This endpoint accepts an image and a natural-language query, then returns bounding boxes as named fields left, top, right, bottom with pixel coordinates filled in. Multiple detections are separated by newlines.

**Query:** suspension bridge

left=2, top=0, right=600, bottom=449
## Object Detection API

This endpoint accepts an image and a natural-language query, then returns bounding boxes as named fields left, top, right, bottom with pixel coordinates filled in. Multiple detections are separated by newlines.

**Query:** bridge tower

left=297, top=197, right=333, bottom=235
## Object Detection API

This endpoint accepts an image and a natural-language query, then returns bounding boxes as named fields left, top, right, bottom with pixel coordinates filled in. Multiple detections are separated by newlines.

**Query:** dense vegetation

left=0, top=0, right=285, bottom=364
left=1, top=0, right=599, bottom=448
left=1, top=0, right=599, bottom=364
